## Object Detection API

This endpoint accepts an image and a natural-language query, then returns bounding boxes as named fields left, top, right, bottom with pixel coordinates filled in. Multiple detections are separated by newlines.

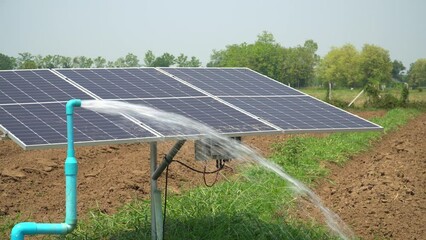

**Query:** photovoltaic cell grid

left=161, top=68, right=381, bottom=132
left=125, top=98, right=275, bottom=136
left=222, top=96, right=379, bottom=132
left=0, top=103, right=156, bottom=148
left=0, top=69, right=161, bottom=149
left=0, top=70, right=92, bottom=103
left=161, top=68, right=304, bottom=96
left=58, top=68, right=204, bottom=99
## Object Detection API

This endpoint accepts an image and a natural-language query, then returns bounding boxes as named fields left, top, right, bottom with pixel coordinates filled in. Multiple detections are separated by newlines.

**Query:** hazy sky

left=1, top=0, right=425, bottom=67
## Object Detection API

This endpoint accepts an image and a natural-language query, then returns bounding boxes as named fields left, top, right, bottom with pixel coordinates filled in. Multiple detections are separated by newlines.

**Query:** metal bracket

left=0, top=130, right=8, bottom=140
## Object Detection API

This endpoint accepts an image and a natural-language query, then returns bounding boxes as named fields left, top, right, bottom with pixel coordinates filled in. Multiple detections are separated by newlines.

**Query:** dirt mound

left=314, top=113, right=426, bottom=239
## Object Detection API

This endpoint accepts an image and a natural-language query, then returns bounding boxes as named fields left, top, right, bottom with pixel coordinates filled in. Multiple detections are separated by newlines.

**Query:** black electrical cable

left=172, top=159, right=224, bottom=174
left=162, top=159, right=228, bottom=238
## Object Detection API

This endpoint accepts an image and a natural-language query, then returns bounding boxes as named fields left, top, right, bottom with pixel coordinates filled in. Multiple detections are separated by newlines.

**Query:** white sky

left=0, top=0, right=425, bottom=67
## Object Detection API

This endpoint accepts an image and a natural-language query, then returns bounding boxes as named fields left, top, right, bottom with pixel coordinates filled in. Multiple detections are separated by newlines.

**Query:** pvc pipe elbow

left=11, top=222, right=36, bottom=240
left=10, top=222, right=76, bottom=240
left=66, top=99, right=82, bottom=115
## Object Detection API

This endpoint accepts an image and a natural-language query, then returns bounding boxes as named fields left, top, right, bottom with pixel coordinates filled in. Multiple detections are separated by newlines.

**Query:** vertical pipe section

left=64, top=99, right=81, bottom=228
left=10, top=99, right=81, bottom=240
left=150, top=142, right=158, bottom=240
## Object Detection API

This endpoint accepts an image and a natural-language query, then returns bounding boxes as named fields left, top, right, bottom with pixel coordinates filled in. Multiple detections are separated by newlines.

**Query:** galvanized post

left=150, top=142, right=159, bottom=240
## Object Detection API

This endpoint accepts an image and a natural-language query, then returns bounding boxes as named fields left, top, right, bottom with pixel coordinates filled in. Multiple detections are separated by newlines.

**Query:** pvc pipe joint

left=66, top=99, right=81, bottom=115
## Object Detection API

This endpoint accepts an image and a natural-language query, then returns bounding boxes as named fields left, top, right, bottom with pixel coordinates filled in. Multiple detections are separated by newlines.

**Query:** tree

left=151, top=53, right=175, bottom=67
left=17, top=52, right=37, bottom=69
left=144, top=50, right=156, bottom=67
left=73, top=56, right=93, bottom=68
left=206, top=32, right=284, bottom=82
left=176, top=54, right=188, bottom=67
left=59, top=56, right=73, bottom=68
left=93, top=56, right=107, bottom=68
left=207, top=50, right=225, bottom=67
left=316, top=44, right=362, bottom=87
left=359, top=44, right=392, bottom=86
left=0, top=53, right=14, bottom=70
left=20, top=60, right=37, bottom=69
left=282, top=40, right=319, bottom=87
left=114, top=53, right=140, bottom=67
left=176, top=53, right=202, bottom=67
left=188, top=56, right=202, bottom=67
left=408, top=59, right=426, bottom=88
left=391, top=60, right=406, bottom=81
left=206, top=32, right=319, bottom=86
left=38, top=55, right=63, bottom=68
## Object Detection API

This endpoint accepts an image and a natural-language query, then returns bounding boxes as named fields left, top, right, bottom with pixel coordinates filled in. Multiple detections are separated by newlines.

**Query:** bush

left=400, top=84, right=409, bottom=106
left=326, top=98, right=350, bottom=108
left=364, top=93, right=399, bottom=109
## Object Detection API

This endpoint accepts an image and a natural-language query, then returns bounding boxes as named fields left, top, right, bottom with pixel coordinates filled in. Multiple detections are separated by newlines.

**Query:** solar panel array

left=0, top=67, right=382, bottom=150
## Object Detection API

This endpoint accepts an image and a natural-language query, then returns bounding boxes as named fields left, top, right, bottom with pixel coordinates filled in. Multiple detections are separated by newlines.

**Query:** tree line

left=208, top=32, right=425, bottom=89
left=0, top=51, right=201, bottom=70
left=0, top=31, right=425, bottom=88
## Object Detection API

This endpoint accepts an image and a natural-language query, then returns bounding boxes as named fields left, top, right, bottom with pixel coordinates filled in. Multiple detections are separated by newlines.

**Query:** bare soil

left=4, top=109, right=423, bottom=240
left=311, top=113, right=426, bottom=240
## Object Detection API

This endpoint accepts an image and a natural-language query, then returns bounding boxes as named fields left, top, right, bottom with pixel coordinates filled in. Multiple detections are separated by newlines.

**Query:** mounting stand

left=149, top=140, right=186, bottom=240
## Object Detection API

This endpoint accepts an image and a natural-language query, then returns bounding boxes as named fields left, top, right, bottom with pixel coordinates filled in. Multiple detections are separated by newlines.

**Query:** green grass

left=1, top=108, right=421, bottom=240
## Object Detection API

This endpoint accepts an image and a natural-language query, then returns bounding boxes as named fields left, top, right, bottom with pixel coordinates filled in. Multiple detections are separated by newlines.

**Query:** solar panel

left=221, top=96, right=380, bottom=132
left=123, top=98, right=276, bottom=136
left=0, top=70, right=92, bottom=104
left=161, top=68, right=304, bottom=96
left=0, top=67, right=382, bottom=150
left=0, top=103, right=157, bottom=149
left=57, top=68, right=204, bottom=99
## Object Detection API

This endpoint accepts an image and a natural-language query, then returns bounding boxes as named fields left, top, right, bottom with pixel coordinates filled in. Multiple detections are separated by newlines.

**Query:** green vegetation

left=301, top=87, right=426, bottom=109
left=1, top=31, right=425, bottom=90
left=208, top=32, right=319, bottom=87
left=316, top=43, right=394, bottom=101
left=0, top=53, right=14, bottom=70
left=0, top=51, right=201, bottom=69
left=408, top=58, right=426, bottom=88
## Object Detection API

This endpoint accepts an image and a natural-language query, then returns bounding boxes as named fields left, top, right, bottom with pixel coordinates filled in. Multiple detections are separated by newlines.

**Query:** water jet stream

left=82, top=100, right=354, bottom=240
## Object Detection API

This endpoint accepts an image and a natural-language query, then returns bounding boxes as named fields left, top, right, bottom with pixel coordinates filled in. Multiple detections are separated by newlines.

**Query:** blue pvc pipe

left=10, top=99, right=81, bottom=240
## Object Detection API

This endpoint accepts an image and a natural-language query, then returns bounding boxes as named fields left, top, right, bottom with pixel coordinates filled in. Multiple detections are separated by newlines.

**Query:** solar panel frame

left=0, top=67, right=383, bottom=150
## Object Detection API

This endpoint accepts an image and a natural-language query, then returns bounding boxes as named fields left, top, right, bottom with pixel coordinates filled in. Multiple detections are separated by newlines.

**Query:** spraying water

left=82, top=100, right=354, bottom=239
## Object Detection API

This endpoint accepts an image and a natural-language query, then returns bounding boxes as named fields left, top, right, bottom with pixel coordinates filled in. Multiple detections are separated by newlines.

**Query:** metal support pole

left=152, top=140, right=186, bottom=180
left=150, top=140, right=186, bottom=240
left=150, top=142, right=158, bottom=240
